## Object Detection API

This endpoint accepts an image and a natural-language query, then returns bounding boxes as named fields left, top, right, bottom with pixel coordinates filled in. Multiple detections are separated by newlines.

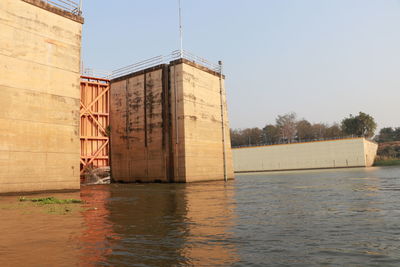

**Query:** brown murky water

left=1, top=166, right=400, bottom=266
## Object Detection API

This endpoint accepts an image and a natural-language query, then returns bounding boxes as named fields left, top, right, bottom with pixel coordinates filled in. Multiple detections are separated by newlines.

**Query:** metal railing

left=111, top=55, right=166, bottom=79
left=45, top=0, right=82, bottom=15
left=82, top=68, right=112, bottom=80
left=178, top=50, right=221, bottom=73
left=111, top=50, right=222, bottom=79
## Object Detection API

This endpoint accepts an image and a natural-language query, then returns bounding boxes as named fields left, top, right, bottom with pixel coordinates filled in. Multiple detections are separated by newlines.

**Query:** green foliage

left=341, top=112, right=377, bottom=138
left=375, top=127, right=400, bottom=143
left=377, top=144, right=400, bottom=159
left=19, top=197, right=83, bottom=204
left=374, top=159, right=400, bottom=166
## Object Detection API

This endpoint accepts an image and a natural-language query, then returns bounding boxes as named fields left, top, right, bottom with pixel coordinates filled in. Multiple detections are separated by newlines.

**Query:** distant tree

left=230, top=129, right=246, bottom=147
left=381, top=146, right=397, bottom=158
left=296, top=120, right=314, bottom=140
left=242, top=127, right=264, bottom=145
left=357, top=112, right=377, bottom=137
left=375, top=127, right=400, bottom=143
left=276, top=112, right=297, bottom=143
left=231, top=111, right=377, bottom=147
left=376, top=127, right=395, bottom=143
left=263, top=124, right=280, bottom=143
left=341, top=112, right=377, bottom=138
left=324, top=123, right=343, bottom=138
left=297, top=121, right=343, bottom=140
left=341, top=116, right=358, bottom=136
left=395, top=128, right=400, bottom=141
left=230, top=127, right=264, bottom=147
left=311, top=123, right=327, bottom=139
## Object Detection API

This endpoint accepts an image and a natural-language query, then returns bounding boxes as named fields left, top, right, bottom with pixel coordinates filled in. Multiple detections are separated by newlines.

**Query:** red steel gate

left=80, top=76, right=110, bottom=176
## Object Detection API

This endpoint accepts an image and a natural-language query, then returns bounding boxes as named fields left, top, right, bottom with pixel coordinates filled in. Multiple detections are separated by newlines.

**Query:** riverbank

left=374, top=159, right=400, bottom=166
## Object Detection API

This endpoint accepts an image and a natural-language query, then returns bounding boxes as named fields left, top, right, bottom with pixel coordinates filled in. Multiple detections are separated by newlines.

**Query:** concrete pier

left=0, top=0, right=83, bottom=193
left=110, top=59, right=234, bottom=182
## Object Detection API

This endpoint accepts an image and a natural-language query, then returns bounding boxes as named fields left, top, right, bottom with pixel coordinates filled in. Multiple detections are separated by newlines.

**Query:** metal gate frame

left=80, top=76, right=110, bottom=175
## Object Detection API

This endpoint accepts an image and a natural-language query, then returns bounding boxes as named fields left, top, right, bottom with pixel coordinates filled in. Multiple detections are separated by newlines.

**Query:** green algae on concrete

left=16, top=197, right=86, bottom=215
left=19, top=197, right=83, bottom=204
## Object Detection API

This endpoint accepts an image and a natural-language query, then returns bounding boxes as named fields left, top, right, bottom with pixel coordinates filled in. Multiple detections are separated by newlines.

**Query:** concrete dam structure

left=0, top=0, right=234, bottom=193
left=233, top=138, right=378, bottom=173
left=110, top=57, right=234, bottom=182
left=0, top=0, right=83, bottom=193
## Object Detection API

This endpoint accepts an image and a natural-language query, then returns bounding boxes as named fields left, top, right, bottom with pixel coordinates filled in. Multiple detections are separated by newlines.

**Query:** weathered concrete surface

left=110, top=60, right=234, bottom=182
left=0, top=0, right=83, bottom=193
left=364, top=139, right=378, bottom=167
left=233, top=138, right=378, bottom=173
left=173, top=61, right=234, bottom=182
left=110, top=67, right=168, bottom=182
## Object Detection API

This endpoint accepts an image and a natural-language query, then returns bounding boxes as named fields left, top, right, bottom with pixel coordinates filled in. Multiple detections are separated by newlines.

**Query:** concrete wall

left=364, top=140, right=379, bottom=167
left=110, top=59, right=234, bottom=182
left=172, top=61, right=234, bottom=182
left=0, top=0, right=83, bottom=193
left=110, top=66, right=169, bottom=182
left=233, top=138, right=378, bottom=173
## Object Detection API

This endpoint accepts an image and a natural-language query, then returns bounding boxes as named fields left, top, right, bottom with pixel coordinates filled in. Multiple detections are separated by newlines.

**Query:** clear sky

left=82, top=0, right=400, bottom=130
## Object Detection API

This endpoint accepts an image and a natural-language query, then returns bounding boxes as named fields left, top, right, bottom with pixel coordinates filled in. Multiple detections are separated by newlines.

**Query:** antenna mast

left=178, top=0, right=183, bottom=57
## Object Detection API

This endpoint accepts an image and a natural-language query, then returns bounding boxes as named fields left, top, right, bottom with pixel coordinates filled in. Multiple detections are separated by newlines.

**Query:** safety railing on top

left=178, top=50, right=222, bottom=73
left=45, top=0, right=82, bottom=15
left=110, top=50, right=222, bottom=80
left=82, top=68, right=112, bottom=80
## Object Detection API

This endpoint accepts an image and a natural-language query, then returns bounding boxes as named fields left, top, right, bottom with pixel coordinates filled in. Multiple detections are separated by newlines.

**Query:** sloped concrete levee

left=110, top=59, right=234, bottom=182
left=0, top=0, right=83, bottom=193
left=233, top=138, right=378, bottom=173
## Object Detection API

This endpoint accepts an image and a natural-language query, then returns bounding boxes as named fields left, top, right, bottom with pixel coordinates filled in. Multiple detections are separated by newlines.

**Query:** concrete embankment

left=232, top=138, right=378, bottom=173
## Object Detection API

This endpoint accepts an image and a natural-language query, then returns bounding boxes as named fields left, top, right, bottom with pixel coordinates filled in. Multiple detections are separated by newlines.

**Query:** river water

left=1, top=166, right=400, bottom=266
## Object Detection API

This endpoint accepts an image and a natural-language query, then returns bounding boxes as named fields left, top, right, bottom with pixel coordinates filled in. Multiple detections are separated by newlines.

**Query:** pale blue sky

left=82, top=0, right=400, bottom=130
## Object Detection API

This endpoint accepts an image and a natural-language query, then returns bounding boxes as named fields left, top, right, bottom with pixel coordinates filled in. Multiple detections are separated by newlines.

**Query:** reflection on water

left=100, top=183, right=238, bottom=266
left=1, top=166, right=400, bottom=266
left=79, top=186, right=116, bottom=266
left=0, top=181, right=238, bottom=266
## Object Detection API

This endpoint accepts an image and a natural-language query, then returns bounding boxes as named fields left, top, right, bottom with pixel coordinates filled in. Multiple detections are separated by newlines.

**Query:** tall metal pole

left=79, top=0, right=83, bottom=15
left=178, top=0, right=183, bottom=58
left=219, top=61, right=227, bottom=182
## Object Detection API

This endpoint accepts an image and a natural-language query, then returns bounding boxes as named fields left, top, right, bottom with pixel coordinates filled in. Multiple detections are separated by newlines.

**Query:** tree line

left=231, top=111, right=377, bottom=147
left=374, top=127, right=400, bottom=143
left=374, top=127, right=400, bottom=160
